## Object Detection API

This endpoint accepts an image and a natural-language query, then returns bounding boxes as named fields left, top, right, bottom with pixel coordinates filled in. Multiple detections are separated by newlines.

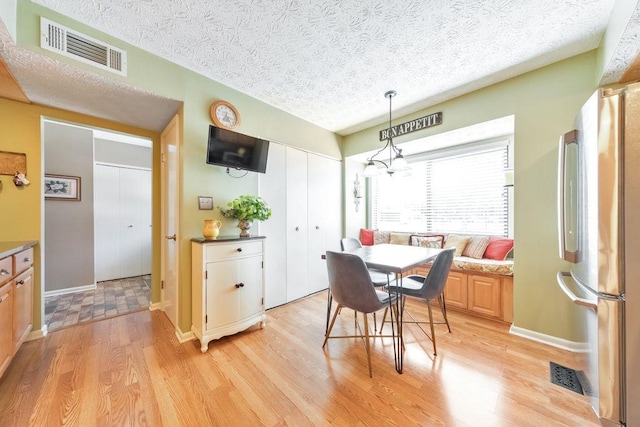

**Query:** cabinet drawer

left=13, top=248, right=33, bottom=275
left=0, top=257, right=12, bottom=287
left=205, top=241, right=262, bottom=262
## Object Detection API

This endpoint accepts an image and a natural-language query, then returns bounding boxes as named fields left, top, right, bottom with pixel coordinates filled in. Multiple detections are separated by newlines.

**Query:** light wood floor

left=0, top=291, right=599, bottom=426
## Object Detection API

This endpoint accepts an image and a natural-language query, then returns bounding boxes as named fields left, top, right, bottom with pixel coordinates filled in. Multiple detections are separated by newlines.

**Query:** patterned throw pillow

left=484, top=238, right=514, bottom=260
left=444, top=234, right=471, bottom=257
left=389, top=232, right=411, bottom=245
left=410, top=235, right=445, bottom=248
left=462, top=235, right=492, bottom=259
left=360, top=228, right=376, bottom=246
left=373, top=230, right=391, bottom=245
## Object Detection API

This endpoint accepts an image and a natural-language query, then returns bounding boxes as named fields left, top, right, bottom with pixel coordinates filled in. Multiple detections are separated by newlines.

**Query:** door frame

left=160, top=114, right=180, bottom=330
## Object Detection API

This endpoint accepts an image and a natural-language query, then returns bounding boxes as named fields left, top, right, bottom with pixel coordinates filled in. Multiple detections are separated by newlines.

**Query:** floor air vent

left=549, top=362, right=585, bottom=395
left=40, top=17, right=127, bottom=76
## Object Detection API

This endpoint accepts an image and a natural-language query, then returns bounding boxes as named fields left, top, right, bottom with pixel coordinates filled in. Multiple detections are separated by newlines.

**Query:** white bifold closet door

left=95, top=164, right=151, bottom=282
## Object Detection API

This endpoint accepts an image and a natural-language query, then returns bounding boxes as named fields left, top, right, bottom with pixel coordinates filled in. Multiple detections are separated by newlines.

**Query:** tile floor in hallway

left=44, top=275, right=151, bottom=332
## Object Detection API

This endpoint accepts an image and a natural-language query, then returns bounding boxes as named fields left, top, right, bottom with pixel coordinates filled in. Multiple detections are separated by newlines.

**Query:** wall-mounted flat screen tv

left=206, top=125, right=270, bottom=173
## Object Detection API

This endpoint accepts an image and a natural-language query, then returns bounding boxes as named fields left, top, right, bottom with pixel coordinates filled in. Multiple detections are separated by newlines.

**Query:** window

left=370, top=139, right=511, bottom=236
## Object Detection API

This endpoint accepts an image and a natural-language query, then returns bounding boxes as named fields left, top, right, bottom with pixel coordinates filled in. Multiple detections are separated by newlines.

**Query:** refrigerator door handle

left=557, top=130, right=579, bottom=263
left=556, top=272, right=597, bottom=311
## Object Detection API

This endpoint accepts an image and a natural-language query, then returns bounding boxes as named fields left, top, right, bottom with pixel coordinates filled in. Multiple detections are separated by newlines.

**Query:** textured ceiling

left=0, top=23, right=182, bottom=133
left=3, top=0, right=636, bottom=135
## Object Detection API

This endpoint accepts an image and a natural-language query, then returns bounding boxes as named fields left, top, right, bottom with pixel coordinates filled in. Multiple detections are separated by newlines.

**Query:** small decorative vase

left=202, top=219, right=221, bottom=239
left=238, top=219, right=252, bottom=237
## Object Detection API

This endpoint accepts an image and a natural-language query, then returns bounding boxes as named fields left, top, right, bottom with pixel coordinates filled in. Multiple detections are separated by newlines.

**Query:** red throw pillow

left=360, top=228, right=376, bottom=246
left=483, top=238, right=514, bottom=260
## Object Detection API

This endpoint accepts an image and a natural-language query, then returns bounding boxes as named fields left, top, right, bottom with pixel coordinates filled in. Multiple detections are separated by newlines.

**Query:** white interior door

left=161, top=115, right=180, bottom=328
left=285, top=147, right=309, bottom=302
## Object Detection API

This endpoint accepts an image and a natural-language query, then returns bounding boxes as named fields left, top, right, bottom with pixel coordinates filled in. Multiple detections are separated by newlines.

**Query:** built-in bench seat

left=360, top=229, right=514, bottom=323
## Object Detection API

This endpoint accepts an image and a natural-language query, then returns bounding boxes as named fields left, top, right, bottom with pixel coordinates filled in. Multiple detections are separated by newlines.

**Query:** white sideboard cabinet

left=191, top=237, right=266, bottom=352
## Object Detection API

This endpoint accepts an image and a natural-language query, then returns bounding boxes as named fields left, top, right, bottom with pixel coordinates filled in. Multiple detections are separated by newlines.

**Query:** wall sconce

left=354, top=173, right=363, bottom=212
left=503, top=168, right=514, bottom=187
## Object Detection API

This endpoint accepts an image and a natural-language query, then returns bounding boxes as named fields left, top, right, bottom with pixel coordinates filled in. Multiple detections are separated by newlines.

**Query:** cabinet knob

left=235, top=283, right=245, bottom=288
left=315, top=225, right=320, bottom=230
left=24, top=257, right=31, bottom=262
left=237, top=247, right=243, bottom=252
left=295, top=227, right=299, bottom=232
left=165, top=234, right=176, bottom=240
left=0, top=269, right=8, bottom=276
left=17, top=280, right=25, bottom=286
left=128, top=225, right=133, bottom=228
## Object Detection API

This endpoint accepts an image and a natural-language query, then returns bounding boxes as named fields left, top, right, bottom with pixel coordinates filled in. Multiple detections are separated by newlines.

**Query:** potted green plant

left=219, top=195, right=272, bottom=237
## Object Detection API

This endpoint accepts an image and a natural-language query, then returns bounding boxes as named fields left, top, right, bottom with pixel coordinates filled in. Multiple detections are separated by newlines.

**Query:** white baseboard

left=26, top=325, right=47, bottom=341
left=149, top=301, right=163, bottom=311
left=45, top=283, right=96, bottom=297
left=510, top=325, right=590, bottom=353
left=175, top=328, right=194, bottom=343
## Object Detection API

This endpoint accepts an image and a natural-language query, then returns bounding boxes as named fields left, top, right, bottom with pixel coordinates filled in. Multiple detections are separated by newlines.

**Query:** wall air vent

left=40, top=17, right=127, bottom=76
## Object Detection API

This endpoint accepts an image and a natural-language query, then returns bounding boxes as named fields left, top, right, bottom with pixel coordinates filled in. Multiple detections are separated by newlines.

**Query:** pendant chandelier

left=362, top=90, right=410, bottom=177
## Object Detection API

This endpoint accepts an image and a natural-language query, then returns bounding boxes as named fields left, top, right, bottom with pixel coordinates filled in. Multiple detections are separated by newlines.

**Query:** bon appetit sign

left=379, top=112, right=442, bottom=141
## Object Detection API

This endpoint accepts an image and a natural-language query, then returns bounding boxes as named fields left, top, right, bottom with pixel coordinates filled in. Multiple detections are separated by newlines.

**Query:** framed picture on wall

left=44, top=174, right=81, bottom=201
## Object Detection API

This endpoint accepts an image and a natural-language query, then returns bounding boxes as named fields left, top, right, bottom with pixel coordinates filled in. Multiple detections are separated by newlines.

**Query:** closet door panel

left=324, top=159, right=342, bottom=254
left=140, top=170, right=152, bottom=275
left=307, top=154, right=329, bottom=294
left=285, top=147, right=309, bottom=302
left=119, top=168, right=143, bottom=278
left=95, top=165, right=120, bottom=282
left=258, top=143, right=287, bottom=309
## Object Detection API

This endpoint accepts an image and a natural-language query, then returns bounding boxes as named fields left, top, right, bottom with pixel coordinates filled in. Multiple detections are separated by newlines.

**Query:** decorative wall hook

left=13, top=172, right=30, bottom=187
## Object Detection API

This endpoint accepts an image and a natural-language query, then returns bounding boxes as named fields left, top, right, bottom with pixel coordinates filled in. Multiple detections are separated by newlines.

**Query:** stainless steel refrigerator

left=557, top=82, right=640, bottom=427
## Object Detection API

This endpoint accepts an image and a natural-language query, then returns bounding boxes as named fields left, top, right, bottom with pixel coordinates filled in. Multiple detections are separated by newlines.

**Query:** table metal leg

left=396, top=272, right=404, bottom=373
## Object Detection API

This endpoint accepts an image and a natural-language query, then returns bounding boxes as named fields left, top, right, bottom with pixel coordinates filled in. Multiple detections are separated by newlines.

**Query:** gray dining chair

left=379, top=247, right=455, bottom=356
left=323, top=251, right=399, bottom=377
left=324, top=238, right=391, bottom=333
left=340, top=238, right=391, bottom=285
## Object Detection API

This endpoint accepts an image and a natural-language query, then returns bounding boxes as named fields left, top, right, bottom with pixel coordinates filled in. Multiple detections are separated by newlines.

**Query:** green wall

left=343, top=51, right=599, bottom=342
left=9, top=0, right=341, bottom=334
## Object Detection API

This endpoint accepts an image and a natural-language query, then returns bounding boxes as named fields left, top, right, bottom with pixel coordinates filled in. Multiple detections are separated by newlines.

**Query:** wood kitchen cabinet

left=13, top=266, right=34, bottom=350
left=0, top=282, right=13, bottom=377
left=412, top=264, right=512, bottom=323
left=191, top=237, right=266, bottom=353
left=0, top=242, right=36, bottom=378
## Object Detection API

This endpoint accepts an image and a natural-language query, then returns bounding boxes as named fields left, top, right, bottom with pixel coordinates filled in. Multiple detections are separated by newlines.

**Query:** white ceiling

left=2, top=0, right=638, bottom=135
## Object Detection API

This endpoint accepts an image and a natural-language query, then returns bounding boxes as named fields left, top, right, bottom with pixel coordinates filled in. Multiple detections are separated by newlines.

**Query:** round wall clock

left=210, top=100, right=241, bottom=130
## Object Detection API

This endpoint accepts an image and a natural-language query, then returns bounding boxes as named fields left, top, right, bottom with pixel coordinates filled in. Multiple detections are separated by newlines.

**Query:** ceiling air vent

left=40, top=17, right=127, bottom=76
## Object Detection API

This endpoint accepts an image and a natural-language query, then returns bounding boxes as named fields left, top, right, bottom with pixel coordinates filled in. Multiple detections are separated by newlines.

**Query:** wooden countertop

left=0, top=240, right=38, bottom=259
left=191, top=235, right=266, bottom=244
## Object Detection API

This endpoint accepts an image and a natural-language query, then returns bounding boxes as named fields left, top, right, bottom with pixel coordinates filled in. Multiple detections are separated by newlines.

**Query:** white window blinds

left=371, top=142, right=509, bottom=236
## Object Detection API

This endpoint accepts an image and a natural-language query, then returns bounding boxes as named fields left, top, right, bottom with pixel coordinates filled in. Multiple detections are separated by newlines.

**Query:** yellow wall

left=0, top=97, right=161, bottom=329
left=343, top=51, right=599, bottom=342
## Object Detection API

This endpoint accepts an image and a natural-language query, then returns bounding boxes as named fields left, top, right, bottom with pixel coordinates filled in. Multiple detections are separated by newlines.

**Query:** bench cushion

left=452, top=256, right=514, bottom=276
